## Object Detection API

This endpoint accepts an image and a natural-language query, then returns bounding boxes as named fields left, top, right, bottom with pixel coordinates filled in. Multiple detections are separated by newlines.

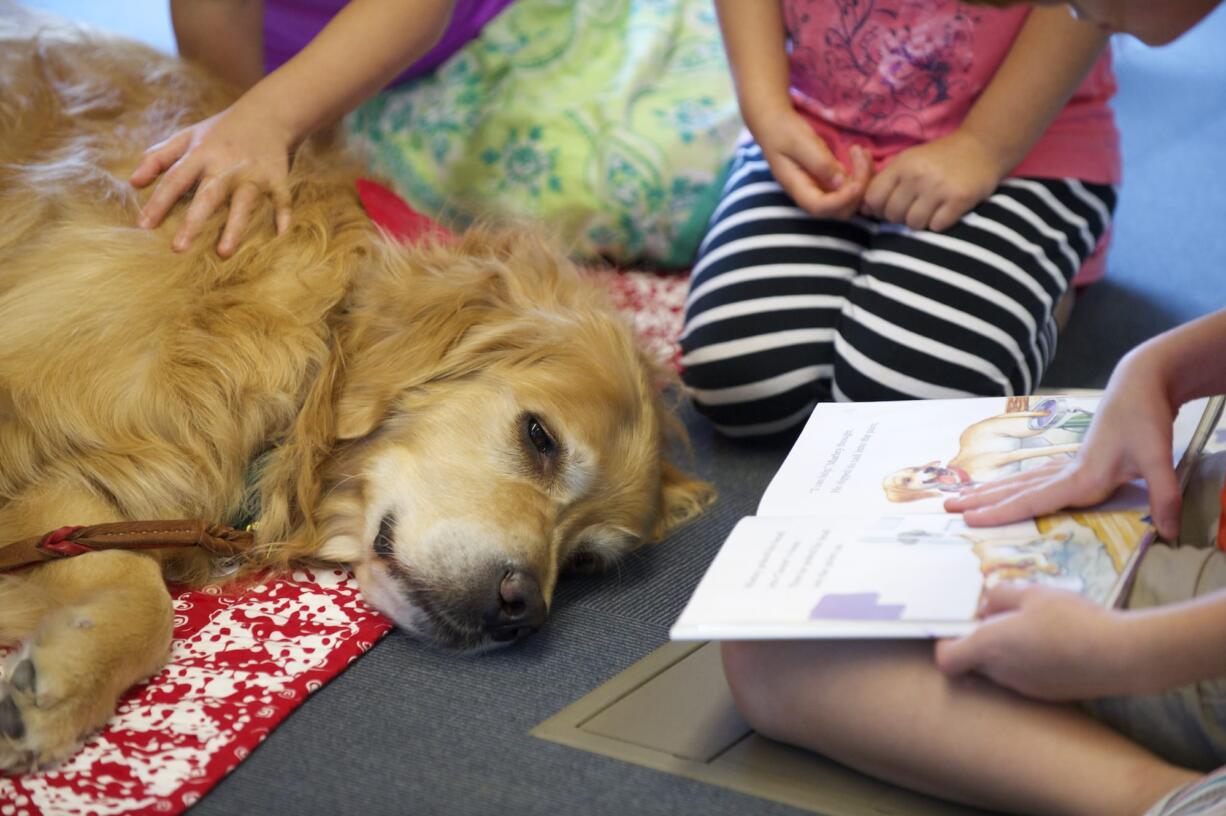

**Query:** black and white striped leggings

left=680, top=143, right=1117, bottom=437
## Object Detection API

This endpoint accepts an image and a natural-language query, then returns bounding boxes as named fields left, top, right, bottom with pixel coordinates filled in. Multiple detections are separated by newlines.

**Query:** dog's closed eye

left=564, top=548, right=604, bottom=575
left=374, top=513, right=396, bottom=558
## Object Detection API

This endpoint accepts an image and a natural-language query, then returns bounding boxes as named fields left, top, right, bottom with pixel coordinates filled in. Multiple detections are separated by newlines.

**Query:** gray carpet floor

left=18, top=3, right=1226, bottom=813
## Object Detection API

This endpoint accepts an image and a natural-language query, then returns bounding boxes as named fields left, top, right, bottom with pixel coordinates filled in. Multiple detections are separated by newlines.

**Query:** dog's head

left=294, top=228, right=712, bottom=650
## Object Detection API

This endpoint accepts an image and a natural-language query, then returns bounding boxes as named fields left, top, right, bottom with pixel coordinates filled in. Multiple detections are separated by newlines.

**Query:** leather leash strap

left=0, top=520, right=254, bottom=573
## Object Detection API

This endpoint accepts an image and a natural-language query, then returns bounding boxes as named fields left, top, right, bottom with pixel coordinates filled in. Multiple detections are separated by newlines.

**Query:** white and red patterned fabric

left=0, top=569, right=393, bottom=815
left=585, top=266, right=686, bottom=372
left=0, top=185, right=688, bottom=814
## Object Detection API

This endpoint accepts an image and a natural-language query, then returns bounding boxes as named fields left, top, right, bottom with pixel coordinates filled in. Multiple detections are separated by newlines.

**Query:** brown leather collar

left=0, top=520, right=254, bottom=573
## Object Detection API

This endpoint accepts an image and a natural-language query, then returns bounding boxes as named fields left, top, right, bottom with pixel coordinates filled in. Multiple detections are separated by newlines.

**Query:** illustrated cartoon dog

left=882, top=401, right=1089, bottom=502
left=0, top=18, right=712, bottom=770
left=967, top=533, right=1069, bottom=586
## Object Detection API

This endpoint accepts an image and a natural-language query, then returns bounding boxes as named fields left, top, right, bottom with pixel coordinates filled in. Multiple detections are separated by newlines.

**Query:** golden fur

left=0, top=17, right=712, bottom=770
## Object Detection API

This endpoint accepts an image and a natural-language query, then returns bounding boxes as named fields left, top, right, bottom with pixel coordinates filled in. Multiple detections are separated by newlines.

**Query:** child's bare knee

left=722, top=641, right=771, bottom=733
left=721, top=641, right=808, bottom=739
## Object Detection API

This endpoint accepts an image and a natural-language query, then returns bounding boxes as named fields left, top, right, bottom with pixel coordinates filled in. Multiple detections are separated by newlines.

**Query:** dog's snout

left=484, top=570, right=546, bottom=642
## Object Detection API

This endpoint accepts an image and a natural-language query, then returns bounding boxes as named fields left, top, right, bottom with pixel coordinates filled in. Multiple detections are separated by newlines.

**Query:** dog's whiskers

left=320, top=472, right=363, bottom=504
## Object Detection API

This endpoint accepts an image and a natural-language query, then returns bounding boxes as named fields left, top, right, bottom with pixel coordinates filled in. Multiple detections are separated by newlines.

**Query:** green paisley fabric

left=345, top=0, right=741, bottom=267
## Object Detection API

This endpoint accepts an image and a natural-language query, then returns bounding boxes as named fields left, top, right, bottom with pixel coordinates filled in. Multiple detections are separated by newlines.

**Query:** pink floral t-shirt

left=785, top=0, right=1121, bottom=185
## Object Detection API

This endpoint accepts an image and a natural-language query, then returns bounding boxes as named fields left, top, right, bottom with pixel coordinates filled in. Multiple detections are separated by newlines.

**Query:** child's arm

left=170, top=0, right=264, bottom=90
left=934, top=583, right=1226, bottom=701
left=132, top=0, right=456, bottom=257
left=948, top=308, right=1226, bottom=539
left=861, top=7, right=1108, bottom=231
left=713, top=0, right=871, bottom=220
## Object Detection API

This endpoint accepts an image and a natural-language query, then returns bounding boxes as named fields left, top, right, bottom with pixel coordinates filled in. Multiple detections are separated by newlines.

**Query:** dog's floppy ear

left=634, top=348, right=715, bottom=542
left=335, top=383, right=391, bottom=441
left=650, top=459, right=715, bottom=542
left=331, top=229, right=542, bottom=441
left=883, top=487, right=941, bottom=503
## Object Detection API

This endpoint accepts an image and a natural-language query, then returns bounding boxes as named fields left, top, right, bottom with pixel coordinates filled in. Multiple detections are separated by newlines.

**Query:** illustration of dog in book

left=881, top=396, right=1092, bottom=503
left=800, top=510, right=1141, bottom=627
left=887, top=512, right=1141, bottom=612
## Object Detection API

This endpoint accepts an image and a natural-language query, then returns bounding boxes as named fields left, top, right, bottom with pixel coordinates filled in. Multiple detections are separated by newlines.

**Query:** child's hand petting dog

left=131, top=99, right=295, bottom=258
left=861, top=128, right=1008, bottom=233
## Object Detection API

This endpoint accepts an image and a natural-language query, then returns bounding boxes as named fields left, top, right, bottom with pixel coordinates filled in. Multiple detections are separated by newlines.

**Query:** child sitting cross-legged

left=682, top=0, right=1119, bottom=437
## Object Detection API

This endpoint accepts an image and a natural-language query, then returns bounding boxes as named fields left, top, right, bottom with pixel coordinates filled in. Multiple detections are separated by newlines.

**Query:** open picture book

left=671, top=394, right=1225, bottom=640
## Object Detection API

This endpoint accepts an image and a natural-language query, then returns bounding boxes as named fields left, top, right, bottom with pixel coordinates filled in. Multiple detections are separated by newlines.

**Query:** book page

left=670, top=507, right=1152, bottom=641
left=758, top=395, right=1212, bottom=519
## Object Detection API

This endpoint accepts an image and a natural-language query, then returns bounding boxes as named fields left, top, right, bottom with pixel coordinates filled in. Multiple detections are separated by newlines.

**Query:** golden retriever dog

left=0, top=16, right=713, bottom=770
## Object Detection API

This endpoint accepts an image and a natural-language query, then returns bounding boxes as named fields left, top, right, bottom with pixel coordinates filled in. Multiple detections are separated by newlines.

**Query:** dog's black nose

left=483, top=570, right=546, bottom=642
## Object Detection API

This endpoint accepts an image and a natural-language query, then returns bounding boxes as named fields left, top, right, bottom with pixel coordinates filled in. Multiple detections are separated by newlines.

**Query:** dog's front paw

left=0, top=653, right=40, bottom=772
left=0, top=637, right=124, bottom=772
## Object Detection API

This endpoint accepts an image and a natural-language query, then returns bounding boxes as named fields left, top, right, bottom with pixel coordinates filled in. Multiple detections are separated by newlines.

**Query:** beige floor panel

left=533, top=642, right=1002, bottom=815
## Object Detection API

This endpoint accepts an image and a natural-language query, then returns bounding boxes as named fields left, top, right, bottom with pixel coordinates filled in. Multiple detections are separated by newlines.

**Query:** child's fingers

left=944, top=464, right=1063, bottom=511
left=960, top=478, right=1085, bottom=528
left=849, top=145, right=873, bottom=186
left=928, top=200, right=966, bottom=233
left=861, top=169, right=898, bottom=218
left=1141, top=461, right=1183, bottom=539
left=130, top=151, right=172, bottom=190
left=217, top=182, right=260, bottom=258
left=903, top=194, right=940, bottom=231
left=787, top=135, right=846, bottom=192
left=173, top=175, right=230, bottom=252
left=774, top=158, right=828, bottom=214
left=141, top=130, right=185, bottom=156
left=817, top=178, right=867, bottom=220
left=978, top=582, right=1029, bottom=617
left=138, top=158, right=201, bottom=230
left=820, top=147, right=873, bottom=220
left=881, top=181, right=920, bottom=225
left=271, top=182, right=292, bottom=235
left=773, top=149, right=865, bottom=220
left=932, top=635, right=979, bottom=677
left=131, top=132, right=191, bottom=189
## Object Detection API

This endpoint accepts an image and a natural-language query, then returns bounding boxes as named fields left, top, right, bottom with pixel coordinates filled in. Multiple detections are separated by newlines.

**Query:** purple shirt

left=263, top=0, right=514, bottom=87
